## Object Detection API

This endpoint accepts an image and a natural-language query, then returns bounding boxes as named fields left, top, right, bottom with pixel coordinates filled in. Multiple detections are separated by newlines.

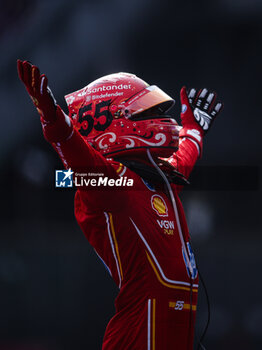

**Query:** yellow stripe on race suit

left=148, top=299, right=156, bottom=350
left=116, top=163, right=123, bottom=174
left=169, top=301, right=197, bottom=311
left=109, top=212, right=123, bottom=281
left=146, top=251, right=198, bottom=293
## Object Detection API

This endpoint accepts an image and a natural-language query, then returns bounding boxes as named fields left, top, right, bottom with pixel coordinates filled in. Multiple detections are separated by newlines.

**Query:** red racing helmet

left=65, top=72, right=180, bottom=158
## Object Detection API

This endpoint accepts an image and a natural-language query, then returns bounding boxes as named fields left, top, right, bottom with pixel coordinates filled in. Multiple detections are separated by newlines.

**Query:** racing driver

left=17, top=59, right=223, bottom=349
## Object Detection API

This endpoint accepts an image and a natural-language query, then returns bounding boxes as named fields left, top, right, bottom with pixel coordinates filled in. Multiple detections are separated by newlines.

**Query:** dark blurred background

left=0, top=0, right=261, bottom=349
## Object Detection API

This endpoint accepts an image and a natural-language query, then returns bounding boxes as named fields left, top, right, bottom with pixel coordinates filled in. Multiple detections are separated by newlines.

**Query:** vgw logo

left=55, top=169, right=74, bottom=188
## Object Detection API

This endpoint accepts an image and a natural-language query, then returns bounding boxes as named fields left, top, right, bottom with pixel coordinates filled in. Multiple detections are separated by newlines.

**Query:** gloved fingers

left=17, top=59, right=24, bottom=82
left=17, top=59, right=58, bottom=123
left=40, top=74, right=48, bottom=95
left=32, top=65, right=40, bottom=94
left=24, top=61, right=32, bottom=87
left=20, top=60, right=34, bottom=95
left=187, top=88, right=197, bottom=104
left=17, top=60, right=31, bottom=87
left=39, top=74, right=57, bottom=117
left=180, top=86, right=191, bottom=106
left=182, top=85, right=223, bottom=135
left=204, top=91, right=217, bottom=113
left=210, top=102, right=223, bottom=118
left=194, top=88, right=220, bottom=115
left=194, top=88, right=209, bottom=109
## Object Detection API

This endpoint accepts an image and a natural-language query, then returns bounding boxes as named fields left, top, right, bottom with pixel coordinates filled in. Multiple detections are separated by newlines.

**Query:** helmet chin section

left=92, top=116, right=180, bottom=158
left=103, top=146, right=178, bottom=160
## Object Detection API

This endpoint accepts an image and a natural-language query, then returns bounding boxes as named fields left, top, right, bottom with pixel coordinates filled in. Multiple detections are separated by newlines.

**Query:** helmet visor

left=123, top=85, right=175, bottom=117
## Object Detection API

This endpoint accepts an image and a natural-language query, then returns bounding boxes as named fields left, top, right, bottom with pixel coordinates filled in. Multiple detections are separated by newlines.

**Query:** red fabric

left=179, top=86, right=204, bottom=157
left=179, top=128, right=203, bottom=158
left=49, top=125, right=200, bottom=349
left=17, top=60, right=57, bottom=122
left=169, top=137, right=199, bottom=180
left=41, top=105, right=73, bottom=143
left=179, top=87, right=204, bottom=136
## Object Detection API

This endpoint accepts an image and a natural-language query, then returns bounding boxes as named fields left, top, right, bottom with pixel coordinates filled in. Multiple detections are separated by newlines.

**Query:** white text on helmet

left=88, top=84, right=132, bottom=94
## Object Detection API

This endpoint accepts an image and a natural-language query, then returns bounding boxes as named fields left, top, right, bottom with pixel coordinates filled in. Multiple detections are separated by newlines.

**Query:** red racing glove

left=179, top=86, right=223, bottom=156
left=17, top=59, right=73, bottom=142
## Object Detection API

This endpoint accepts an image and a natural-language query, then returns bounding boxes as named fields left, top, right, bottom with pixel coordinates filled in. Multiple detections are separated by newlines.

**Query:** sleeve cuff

left=179, top=127, right=203, bottom=158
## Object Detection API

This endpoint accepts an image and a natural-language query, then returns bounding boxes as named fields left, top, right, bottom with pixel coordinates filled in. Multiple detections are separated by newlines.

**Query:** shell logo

left=151, top=195, right=168, bottom=217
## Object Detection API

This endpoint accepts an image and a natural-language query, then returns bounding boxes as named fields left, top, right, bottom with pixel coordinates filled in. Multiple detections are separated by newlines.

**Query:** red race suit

left=52, top=127, right=200, bottom=350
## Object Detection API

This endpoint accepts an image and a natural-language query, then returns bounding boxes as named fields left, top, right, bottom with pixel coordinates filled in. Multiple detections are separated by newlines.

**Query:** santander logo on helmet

left=65, top=72, right=180, bottom=158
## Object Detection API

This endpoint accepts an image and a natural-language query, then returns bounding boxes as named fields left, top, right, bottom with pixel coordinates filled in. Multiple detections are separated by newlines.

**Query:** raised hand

left=180, top=86, right=223, bottom=134
left=17, top=59, right=57, bottom=122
